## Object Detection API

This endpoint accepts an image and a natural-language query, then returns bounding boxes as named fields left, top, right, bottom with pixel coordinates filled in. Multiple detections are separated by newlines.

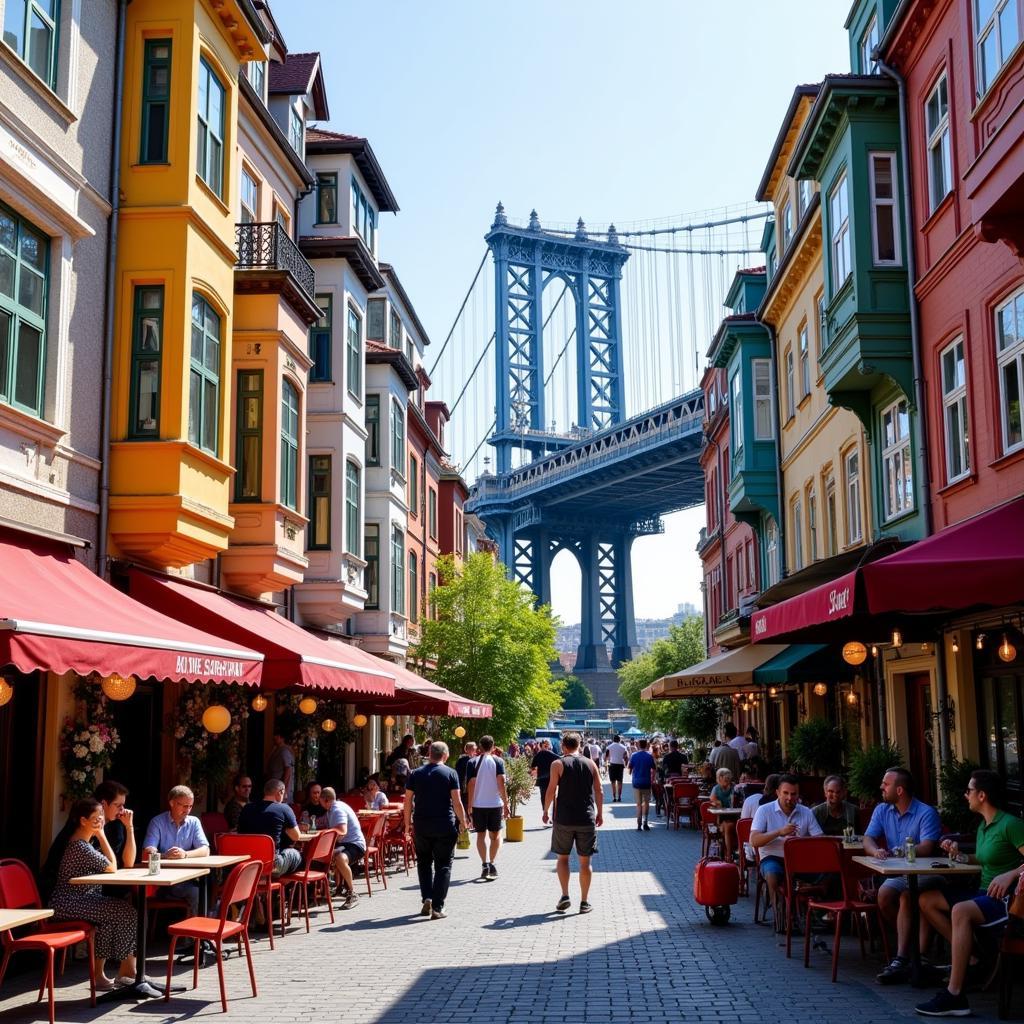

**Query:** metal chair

left=217, top=834, right=285, bottom=949
left=363, top=813, right=390, bottom=896
left=668, top=781, right=700, bottom=830
left=278, top=829, right=337, bottom=932
left=781, top=836, right=833, bottom=959
left=735, top=817, right=756, bottom=897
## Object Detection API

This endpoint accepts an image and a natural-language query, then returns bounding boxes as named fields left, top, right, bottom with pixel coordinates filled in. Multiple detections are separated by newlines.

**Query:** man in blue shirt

left=627, top=739, right=657, bottom=831
left=142, top=785, right=210, bottom=917
left=317, top=786, right=365, bottom=910
left=864, top=767, right=942, bottom=985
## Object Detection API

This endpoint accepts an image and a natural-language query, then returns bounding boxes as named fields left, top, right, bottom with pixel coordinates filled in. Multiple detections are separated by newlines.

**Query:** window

left=235, top=369, right=262, bottom=500
left=288, top=106, right=303, bottom=154
left=0, top=206, right=47, bottom=417
left=830, top=174, right=851, bottom=290
left=246, top=59, right=265, bottom=99
left=280, top=379, right=299, bottom=509
left=316, top=173, right=337, bottom=224
left=188, top=293, right=220, bottom=453
left=389, top=307, right=402, bottom=349
left=797, top=179, right=814, bottom=219
left=408, top=453, right=419, bottom=515
left=367, top=298, right=385, bottom=341
left=428, top=488, right=437, bottom=539
left=428, top=572, right=437, bottom=618
left=750, top=359, right=772, bottom=440
left=816, top=293, right=825, bottom=359
left=781, top=201, right=793, bottom=252
left=366, top=393, right=380, bottom=466
left=807, top=486, right=818, bottom=563
left=240, top=168, right=258, bottom=224
left=129, top=286, right=163, bottom=437
left=307, top=293, right=332, bottom=382
left=799, top=324, right=810, bottom=398
left=730, top=372, right=743, bottom=453
left=364, top=524, right=379, bottom=608
left=860, top=13, right=879, bottom=74
left=765, top=518, right=779, bottom=587
left=345, top=460, right=360, bottom=554
left=881, top=399, right=914, bottom=521
left=996, top=288, right=1024, bottom=452
left=409, top=551, right=418, bottom=623
left=869, top=153, right=900, bottom=265
left=975, top=0, right=1019, bottom=97
left=390, top=398, right=404, bottom=469
left=941, top=337, right=970, bottom=482
left=824, top=473, right=838, bottom=557
left=351, top=177, right=376, bottom=249
left=3, top=0, right=58, bottom=88
left=346, top=304, right=362, bottom=398
left=745, top=538, right=754, bottom=588
left=308, top=454, right=330, bottom=549
left=196, top=59, right=225, bottom=197
left=926, top=73, right=952, bottom=213
left=140, top=40, right=171, bottom=163
left=785, top=347, right=795, bottom=419
left=391, top=525, right=405, bottom=615
left=455, top=508, right=464, bottom=555
left=792, top=499, right=804, bottom=570
left=275, top=204, right=289, bottom=233
left=844, top=449, right=863, bottom=544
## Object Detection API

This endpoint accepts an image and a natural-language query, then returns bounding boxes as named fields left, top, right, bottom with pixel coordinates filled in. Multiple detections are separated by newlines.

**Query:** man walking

left=627, top=738, right=656, bottom=831
left=543, top=733, right=603, bottom=914
left=605, top=734, right=627, bottom=802
left=531, top=740, right=558, bottom=822
left=454, top=740, right=477, bottom=808
left=404, top=741, right=469, bottom=920
left=466, top=735, right=510, bottom=880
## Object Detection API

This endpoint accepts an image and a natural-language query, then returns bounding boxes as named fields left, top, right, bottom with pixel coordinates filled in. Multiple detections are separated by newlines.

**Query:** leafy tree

left=617, top=617, right=727, bottom=741
left=414, top=553, right=564, bottom=747
left=561, top=675, right=594, bottom=710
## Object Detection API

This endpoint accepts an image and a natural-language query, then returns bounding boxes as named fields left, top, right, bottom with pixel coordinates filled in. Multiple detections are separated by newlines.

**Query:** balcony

left=235, top=222, right=320, bottom=324
left=293, top=552, right=367, bottom=626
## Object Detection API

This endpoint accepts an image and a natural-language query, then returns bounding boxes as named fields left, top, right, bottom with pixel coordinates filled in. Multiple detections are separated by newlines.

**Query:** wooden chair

left=165, top=860, right=261, bottom=1013
left=278, top=830, right=337, bottom=932
left=217, top=834, right=285, bottom=949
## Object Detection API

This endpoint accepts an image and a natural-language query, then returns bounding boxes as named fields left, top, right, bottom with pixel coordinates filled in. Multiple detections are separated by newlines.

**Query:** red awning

left=0, top=531, right=262, bottom=684
left=752, top=496, right=1024, bottom=642
left=127, top=569, right=395, bottom=697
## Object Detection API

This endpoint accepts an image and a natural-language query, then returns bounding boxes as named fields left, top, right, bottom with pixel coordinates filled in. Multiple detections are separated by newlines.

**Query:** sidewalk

left=0, top=784, right=1009, bottom=1022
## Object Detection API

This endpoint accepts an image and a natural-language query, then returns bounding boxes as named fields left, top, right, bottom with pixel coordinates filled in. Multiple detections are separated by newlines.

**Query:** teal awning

left=585, top=719, right=613, bottom=728
left=753, top=644, right=850, bottom=685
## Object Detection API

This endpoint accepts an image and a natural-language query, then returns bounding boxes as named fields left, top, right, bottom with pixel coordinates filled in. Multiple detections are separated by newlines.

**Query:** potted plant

left=503, top=754, right=534, bottom=842
left=848, top=741, right=903, bottom=805
left=939, top=757, right=981, bottom=836
left=787, top=717, right=845, bottom=779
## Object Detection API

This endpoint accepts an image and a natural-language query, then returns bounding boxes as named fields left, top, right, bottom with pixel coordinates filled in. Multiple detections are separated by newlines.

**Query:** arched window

left=280, top=379, right=299, bottom=509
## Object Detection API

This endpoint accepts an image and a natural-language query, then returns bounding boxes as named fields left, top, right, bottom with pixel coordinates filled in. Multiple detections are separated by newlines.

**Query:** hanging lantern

left=891, top=629, right=903, bottom=649
left=415, top=715, right=426, bottom=726
left=321, top=718, right=337, bottom=733
left=101, top=673, right=136, bottom=701
left=951, top=635, right=960, bottom=654
left=202, top=704, right=231, bottom=734
left=453, top=725, right=466, bottom=738
left=813, top=682, right=828, bottom=697
left=999, top=634, right=1018, bottom=663
left=251, top=694, right=268, bottom=712
left=298, top=696, right=317, bottom=715
left=383, top=715, right=396, bottom=728
left=846, top=690, right=859, bottom=706
left=352, top=713, right=368, bottom=728
left=768, top=686, right=778, bottom=697
left=842, top=641, right=868, bottom=666
left=976, top=633, right=986, bottom=651
left=0, top=677, right=12, bottom=707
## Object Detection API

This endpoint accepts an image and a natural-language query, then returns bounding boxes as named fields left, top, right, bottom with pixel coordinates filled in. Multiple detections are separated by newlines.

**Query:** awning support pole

left=934, top=635, right=952, bottom=791
left=874, top=649, right=889, bottom=747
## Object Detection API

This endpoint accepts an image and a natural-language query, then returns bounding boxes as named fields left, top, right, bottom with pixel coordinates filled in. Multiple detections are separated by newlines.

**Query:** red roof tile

left=269, top=51, right=319, bottom=94
left=737, top=266, right=766, bottom=276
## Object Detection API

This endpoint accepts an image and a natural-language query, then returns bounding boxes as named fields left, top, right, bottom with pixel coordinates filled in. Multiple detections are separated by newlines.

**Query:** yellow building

left=108, top=0, right=268, bottom=569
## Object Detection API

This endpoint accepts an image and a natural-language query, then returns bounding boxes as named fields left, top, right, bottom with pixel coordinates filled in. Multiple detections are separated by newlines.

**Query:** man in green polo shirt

left=915, top=769, right=1024, bottom=1017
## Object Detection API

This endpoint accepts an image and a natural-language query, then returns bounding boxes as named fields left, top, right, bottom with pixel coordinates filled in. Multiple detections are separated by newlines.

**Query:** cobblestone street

left=0, top=784, right=1008, bottom=1022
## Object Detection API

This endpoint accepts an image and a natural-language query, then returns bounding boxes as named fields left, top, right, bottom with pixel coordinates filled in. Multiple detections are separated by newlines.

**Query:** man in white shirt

left=751, top=773, right=822, bottom=907
left=466, top=735, right=509, bottom=881
left=605, top=736, right=628, bottom=802
left=725, top=722, right=747, bottom=754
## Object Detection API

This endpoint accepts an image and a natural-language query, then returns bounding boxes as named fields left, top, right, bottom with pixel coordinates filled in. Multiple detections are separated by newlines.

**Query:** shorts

left=759, top=855, right=785, bottom=879
left=608, top=764, right=624, bottom=783
left=335, top=841, right=364, bottom=866
left=633, top=785, right=651, bottom=796
left=879, top=874, right=948, bottom=895
left=551, top=823, right=597, bottom=857
left=944, top=885, right=1007, bottom=928
left=472, top=807, right=502, bottom=833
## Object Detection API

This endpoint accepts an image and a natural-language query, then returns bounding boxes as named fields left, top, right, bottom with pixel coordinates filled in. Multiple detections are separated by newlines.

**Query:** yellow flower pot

left=505, top=815, right=525, bottom=842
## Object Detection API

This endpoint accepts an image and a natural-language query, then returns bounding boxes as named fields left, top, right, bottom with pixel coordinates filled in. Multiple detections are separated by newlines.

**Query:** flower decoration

left=60, top=678, right=121, bottom=801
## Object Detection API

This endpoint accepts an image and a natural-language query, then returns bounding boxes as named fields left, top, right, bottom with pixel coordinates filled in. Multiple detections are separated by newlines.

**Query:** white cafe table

left=71, top=866, right=209, bottom=1000
left=0, top=907, right=54, bottom=931
left=160, top=854, right=249, bottom=915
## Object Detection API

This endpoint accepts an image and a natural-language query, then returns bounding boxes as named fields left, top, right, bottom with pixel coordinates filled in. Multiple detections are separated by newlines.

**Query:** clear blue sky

left=274, top=0, right=852, bottom=623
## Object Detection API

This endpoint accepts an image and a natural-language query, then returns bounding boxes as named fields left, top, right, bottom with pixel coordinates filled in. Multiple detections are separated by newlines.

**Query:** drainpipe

left=97, top=0, right=128, bottom=579
left=756, top=320, right=787, bottom=581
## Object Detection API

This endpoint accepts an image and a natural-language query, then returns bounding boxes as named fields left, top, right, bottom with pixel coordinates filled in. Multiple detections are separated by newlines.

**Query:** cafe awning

left=127, top=569, right=394, bottom=697
left=753, top=644, right=850, bottom=685
left=642, top=644, right=789, bottom=700
left=0, top=531, right=262, bottom=684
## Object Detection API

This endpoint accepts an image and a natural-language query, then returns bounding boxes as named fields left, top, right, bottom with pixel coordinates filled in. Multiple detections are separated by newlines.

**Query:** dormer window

left=316, top=173, right=337, bottom=224
left=351, top=178, right=376, bottom=249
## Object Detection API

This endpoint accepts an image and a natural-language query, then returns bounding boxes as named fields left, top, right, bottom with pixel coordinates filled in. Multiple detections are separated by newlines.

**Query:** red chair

left=382, top=812, right=415, bottom=874
left=0, top=860, right=96, bottom=1024
left=362, top=813, right=390, bottom=896
left=217, top=834, right=285, bottom=949
left=699, top=802, right=721, bottom=858
left=343, top=792, right=366, bottom=811
left=781, top=837, right=833, bottom=959
left=668, top=781, right=700, bottom=830
left=802, top=838, right=890, bottom=981
left=278, top=830, right=337, bottom=932
left=201, top=813, right=230, bottom=853
left=164, top=859, right=261, bottom=1013
left=735, top=817, right=756, bottom=897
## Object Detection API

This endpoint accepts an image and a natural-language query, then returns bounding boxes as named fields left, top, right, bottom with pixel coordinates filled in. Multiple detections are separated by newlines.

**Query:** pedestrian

left=605, top=734, right=628, bottom=802
left=530, top=739, right=558, bottom=823
left=454, top=740, right=478, bottom=808
left=543, top=733, right=603, bottom=914
left=466, top=735, right=510, bottom=880
left=403, top=741, right=469, bottom=920
left=627, top=738, right=656, bottom=831
left=265, top=732, right=296, bottom=802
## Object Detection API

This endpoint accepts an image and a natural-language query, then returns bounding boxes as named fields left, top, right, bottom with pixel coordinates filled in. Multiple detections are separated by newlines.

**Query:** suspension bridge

left=430, top=202, right=767, bottom=701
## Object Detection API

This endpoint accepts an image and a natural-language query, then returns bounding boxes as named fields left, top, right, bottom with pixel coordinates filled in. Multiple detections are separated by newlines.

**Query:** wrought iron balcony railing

left=235, top=221, right=316, bottom=304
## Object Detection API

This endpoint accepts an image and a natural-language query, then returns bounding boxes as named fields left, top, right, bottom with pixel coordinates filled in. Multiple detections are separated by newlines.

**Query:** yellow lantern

left=352, top=713, right=368, bottom=728
left=813, top=682, right=828, bottom=697
left=999, top=634, right=1018, bottom=663
left=321, top=718, right=337, bottom=733
left=453, top=725, right=466, bottom=738
left=101, top=673, right=136, bottom=701
left=251, top=694, right=268, bottom=712
left=298, top=696, right=317, bottom=715
left=0, top=677, right=12, bottom=707
left=202, top=704, right=231, bottom=734
left=842, top=641, right=867, bottom=666
left=383, top=715, right=396, bottom=728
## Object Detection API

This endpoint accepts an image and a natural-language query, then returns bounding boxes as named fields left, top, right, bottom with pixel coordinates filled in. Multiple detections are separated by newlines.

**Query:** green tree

left=617, top=617, right=726, bottom=741
left=560, top=675, right=594, bottom=710
left=414, top=553, right=564, bottom=747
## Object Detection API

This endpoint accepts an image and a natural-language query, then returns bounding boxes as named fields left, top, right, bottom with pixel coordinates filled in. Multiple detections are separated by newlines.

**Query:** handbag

left=456, top=826, right=471, bottom=850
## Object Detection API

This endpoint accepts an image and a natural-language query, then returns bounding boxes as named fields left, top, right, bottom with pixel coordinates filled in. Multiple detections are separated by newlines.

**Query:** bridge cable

left=428, top=249, right=488, bottom=377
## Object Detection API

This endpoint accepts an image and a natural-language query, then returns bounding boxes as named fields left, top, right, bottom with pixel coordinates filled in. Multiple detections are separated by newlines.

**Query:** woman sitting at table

left=361, top=777, right=388, bottom=811
left=710, top=768, right=737, bottom=860
left=49, top=798, right=138, bottom=991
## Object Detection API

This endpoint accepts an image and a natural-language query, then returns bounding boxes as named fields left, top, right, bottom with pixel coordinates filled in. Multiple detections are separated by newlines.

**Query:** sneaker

left=877, top=956, right=911, bottom=985
left=579, top=901, right=593, bottom=914
left=420, top=899, right=432, bottom=917
left=487, top=863, right=497, bottom=880
left=636, top=822, right=642, bottom=831
left=480, top=863, right=490, bottom=880
left=643, top=821, right=651, bottom=831
left=430, top=908, right=447, bottom=920
left=555, top=894, right=571, bottom=912
left=341, top=893, right=359, bottom=910
left=914, top=989, right=970, bottom=1016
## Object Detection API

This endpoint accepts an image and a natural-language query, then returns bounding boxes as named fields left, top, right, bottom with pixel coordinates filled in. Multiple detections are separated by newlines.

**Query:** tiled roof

left=366, top=339, right=393, bottom=353
left=306, top=126, right=363, bottom=145
left=269, top=51, right=319, bottom=94
left=736, top=266, right=766, bottom=276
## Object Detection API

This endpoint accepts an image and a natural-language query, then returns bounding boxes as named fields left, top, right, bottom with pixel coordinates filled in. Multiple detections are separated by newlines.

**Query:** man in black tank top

left=542, top=732, right=603, bottom=914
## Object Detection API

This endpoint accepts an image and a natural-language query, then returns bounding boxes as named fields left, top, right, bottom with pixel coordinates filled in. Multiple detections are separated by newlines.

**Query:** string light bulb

left=383, top=715, right=396, bottom=728
left=813, top=682, right=828, bottom=697
left=352, top=713, right=368, bottom=728
left=999, top=634, right=1018, bottom=663
left=976, top=633, right=986, bottom=651
left=321, top=718, right=337, bottom=733
left=101, top=673, right=136, bottom=701
left=768, top=687, right=778, bottom=697
left=251, top=694, right=268, bottom=712
left=842, top=642, right=868, bottom=666
left=951, top=635, right=960, bottom=654
left=891, top=629, right=903, bottom=649
left=871, top=645, right=879, bottom=657
left=453, top=725, right=466, bottom=738
left=846, top=690, right=859, bottom=706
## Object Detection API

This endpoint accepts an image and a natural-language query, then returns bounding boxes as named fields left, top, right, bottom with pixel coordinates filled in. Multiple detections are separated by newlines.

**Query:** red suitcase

left=693, top=856, right=739, bottom=925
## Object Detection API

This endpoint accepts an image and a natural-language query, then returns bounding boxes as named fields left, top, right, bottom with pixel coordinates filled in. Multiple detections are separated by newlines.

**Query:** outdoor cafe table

left=708, top=808, right=742, bottom=818
left=159, top=854, right=248, bottom=915
left=852, top=855, right=982, bottom=987
left=70, top=865, right=209, bottom=1000
left=0, top=907, right=53, bottom=931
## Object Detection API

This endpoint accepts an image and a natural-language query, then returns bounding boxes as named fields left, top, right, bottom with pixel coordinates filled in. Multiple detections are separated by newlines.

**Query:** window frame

left=765, top=518, right=779, bottom=587
left=246, top=58, right=265, bottom=99
left=940, top=336, right=970, bottom=483
left=188, top=292, right=221, bottom=454
left=308, top=453, right=331, bottom=550
left=128, top=284, right=164, bottom=438
left=925, top=72, right=952, bottom=214
left=346, top=302, right=362, bottom=400
left=239, top=166, right=258, bottom=224
left=140, top=38, right=172, bottom=164
left=792, top=498, right=804, bottom=571
left=315, top=172, right=338, bottom=225
left=408, top=453, right=419, bottom=515
left=995, top=286, right=1024, bottom=455
left=234, top=368, right=263, bottom=501
left=880, top=398, right=914, bottom=522
left=196, top=57, right=226, bottom=197
left=753, top=358, right=773, bottom=440
left=784, top=347, right=795, bottom=420
left=366, top=393, right=381, bottom=466
left=974, top=0, right=1020, bottom=98
left=390, top=397, right=405, bottom=471
left=869, top=152, right=901, bottom=267
left=860, top=12, right=879, bottom=74
left=830, top=173, right=851, bottom=292
left=799, top=323, right=811, bottom=398
left=844, top=448, right=863, bottom=545
left=2, top=0, right=59, bottom=89
left=391, top=525, right=405, bottom=616
left=345, top=459, right=360, bottom=555
left=364, top=523, right=380, bottom=608
left=351, top=177, right=377, bottom=250
left=824, top=472, right=838, bottom=557
left=309, top=293, right=332, bottom=382
left=280, top=378, right=299, bottom=510
left=288, top=105, right=303, bottom=154
left=797, top=179, right=814, bottom=220
left=781, top=199, right=793, bottom=252
left=428, top=487, right=437, bottom=540
left=807, top=485, right=818, bottom=563
left=389, top=306, right=402, bottom=349
left=730, top=371, right=743, bottom=454
left=408, top=549, right=418, bottom=624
